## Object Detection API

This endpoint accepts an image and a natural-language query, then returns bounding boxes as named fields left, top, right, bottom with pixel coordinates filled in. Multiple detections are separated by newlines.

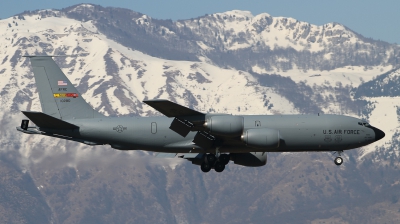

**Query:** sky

left=0, top=0, right=399, bottom=44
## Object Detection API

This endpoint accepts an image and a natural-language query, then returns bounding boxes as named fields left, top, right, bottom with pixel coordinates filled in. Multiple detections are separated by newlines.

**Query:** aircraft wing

left=144, top=99, right=206, bottom=137
left=144, top=100, right=217, bottom=149
left=155, top=153, right=177, bottom=158
left=155, top=153, right=204, bottom=166
left=154, top=153, right=201, bottom=159
left=143, top=99, right=204, bottom=117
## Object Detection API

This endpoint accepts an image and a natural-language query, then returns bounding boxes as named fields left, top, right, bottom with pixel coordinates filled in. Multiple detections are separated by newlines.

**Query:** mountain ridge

left=15, top=4, right=399, bottom=72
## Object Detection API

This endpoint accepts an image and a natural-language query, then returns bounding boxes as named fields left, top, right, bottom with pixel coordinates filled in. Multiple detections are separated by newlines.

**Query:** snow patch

left=360, top=97, right=400, bottom=157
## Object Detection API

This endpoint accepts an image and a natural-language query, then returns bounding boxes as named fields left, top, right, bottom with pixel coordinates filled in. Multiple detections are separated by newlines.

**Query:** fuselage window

left=358, top=122, right=371, bottom=127
left=151, top=122, right=157, bottom=134
left=255, top=121, right=261, bottom=127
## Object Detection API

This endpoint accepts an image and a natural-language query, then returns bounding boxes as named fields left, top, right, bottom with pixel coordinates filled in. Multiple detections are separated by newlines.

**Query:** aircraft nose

left=371, top=126, right=385, bottom=141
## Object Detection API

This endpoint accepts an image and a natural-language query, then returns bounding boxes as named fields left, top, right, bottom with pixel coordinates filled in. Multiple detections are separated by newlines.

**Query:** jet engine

left=242, top=128, right=280, bottom=149
left=231, top=152, right=267, bottom=167
left=204, top=115, right=243, bottom=137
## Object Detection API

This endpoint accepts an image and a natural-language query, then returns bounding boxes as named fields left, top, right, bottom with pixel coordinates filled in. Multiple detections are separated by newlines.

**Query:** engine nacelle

left=204, top=115, right=243, bottom=137
left=242, top=128, right=280, bottom=149
left=231, top=152, right=267, bottom=167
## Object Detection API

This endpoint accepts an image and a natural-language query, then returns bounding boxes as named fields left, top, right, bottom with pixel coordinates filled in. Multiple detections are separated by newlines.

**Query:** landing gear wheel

left=214, top=162, right=225, bottom=173
left=206, top=154, right=216, bottom=164
left=201, top=162, right=212, bottom=173
left=334, top=157, right=343, bottom=166
left=219, top=154, right=230, bottom=165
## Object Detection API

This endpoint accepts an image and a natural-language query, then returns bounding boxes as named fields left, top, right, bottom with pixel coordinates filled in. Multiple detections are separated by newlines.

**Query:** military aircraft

left=17, top=56, right=385, bottom=173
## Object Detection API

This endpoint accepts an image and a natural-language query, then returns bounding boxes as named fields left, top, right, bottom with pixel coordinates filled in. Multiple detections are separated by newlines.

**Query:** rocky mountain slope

left=0, top=4, right=400, bottom=223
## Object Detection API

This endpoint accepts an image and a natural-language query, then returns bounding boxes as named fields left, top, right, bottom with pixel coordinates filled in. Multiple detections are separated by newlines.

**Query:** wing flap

left=169, top=117, right=194, bottom=137
left=193, top=131, right=216, bottom=149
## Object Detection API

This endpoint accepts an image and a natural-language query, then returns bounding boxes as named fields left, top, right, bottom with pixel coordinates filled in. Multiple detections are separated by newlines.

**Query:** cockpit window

left=358, top=122, right=370, bottom=127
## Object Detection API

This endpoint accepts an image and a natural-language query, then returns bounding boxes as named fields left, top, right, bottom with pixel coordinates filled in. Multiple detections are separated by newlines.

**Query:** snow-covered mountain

left=64, top=4, right=399, bottom=85
left=1, top=4, right=400, bottom=223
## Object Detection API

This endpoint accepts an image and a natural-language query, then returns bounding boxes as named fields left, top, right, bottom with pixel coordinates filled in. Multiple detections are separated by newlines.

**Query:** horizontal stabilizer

left=22, top=111, right=78, bottom=129
left=143, top=99, right=204, bottom=117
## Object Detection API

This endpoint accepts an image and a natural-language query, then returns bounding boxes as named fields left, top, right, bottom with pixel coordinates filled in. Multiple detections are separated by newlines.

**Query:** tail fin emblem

left=58, top=80, right=68, bottom=86
left=53, top=93, right=79, bottom=98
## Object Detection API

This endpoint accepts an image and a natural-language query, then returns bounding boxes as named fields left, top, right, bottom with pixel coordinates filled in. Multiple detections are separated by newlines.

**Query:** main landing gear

left=200, top=153, right=230, bottom=173
left=333, top=151, right=343, bottom=166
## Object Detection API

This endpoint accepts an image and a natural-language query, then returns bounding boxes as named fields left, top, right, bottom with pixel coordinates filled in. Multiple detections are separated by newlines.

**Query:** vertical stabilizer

left=26, top=56, right=103, bottom=120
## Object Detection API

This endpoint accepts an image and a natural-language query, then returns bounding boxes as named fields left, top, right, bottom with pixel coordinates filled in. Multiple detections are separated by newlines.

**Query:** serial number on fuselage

left=323, top=130, right=360, bottom=135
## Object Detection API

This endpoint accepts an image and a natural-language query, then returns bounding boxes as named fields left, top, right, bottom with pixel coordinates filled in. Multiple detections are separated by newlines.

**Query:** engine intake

left=204, top=115, right=243, bottom=137
left=242, top=128, right=280, bottom=149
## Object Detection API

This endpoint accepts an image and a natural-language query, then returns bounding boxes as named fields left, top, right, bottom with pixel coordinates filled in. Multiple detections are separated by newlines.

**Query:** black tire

left=214, top=162, right=225, bottom=172
left=334, top=157, right=343, bottom=166
left=206, top=154, right=216, bottom=164
left=201, top=162, right=211, bottom=173
left=219, top=154, right=230, bottom=165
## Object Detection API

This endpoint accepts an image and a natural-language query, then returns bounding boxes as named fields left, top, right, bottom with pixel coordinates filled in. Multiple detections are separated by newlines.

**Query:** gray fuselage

left=47, top=114, right=381, bottom=154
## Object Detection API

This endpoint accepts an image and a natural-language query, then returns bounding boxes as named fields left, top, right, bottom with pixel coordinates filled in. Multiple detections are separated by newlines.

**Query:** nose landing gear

left=333, top=151, right=344, bottom=166
left=334, top=156, right=343, bottom=166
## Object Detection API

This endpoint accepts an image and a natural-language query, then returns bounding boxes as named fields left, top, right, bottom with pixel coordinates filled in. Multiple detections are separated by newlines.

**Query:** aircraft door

left=151, top=122, right=157, bottom=134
